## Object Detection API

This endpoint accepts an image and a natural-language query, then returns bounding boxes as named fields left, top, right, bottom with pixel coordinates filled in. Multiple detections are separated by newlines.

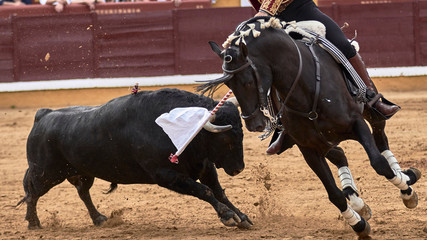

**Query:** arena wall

left=0, top=1, right=426, bottom=84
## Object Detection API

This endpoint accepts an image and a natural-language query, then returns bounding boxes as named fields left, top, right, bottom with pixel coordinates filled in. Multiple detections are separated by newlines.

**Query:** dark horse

left=198, top=17, right=421, bottom=237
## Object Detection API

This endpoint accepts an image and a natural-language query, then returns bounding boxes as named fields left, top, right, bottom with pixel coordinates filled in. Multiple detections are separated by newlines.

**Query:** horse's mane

left=222, top=16, right=286, bottom=49
left=196, top=76, right=227, bottom=98
left=197, top=17, right=326, bottom=97
left=197, top=17, right=286, bottom=97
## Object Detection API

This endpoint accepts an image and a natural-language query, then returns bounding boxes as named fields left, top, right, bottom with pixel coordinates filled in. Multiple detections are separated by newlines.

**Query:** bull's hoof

left=220, top=212, right=241, bottom=227
left=237, top=219, right=253, bottom=229
left=236, top=213, right=253, bottom=229
left=353, top=219, right=371, bottom=238
left=93, top=214, right=108, bottom=226
left=401, top=188, right=418, bottom=209
left=27, top=218, right=42, bottom=230
left=356, top=203, right=372, bottom=221
left=28, top=221, right=42, bottom=230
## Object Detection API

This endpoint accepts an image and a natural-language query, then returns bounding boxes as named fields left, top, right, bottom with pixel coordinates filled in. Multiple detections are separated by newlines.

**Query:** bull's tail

left=15, top=196, right=28, bottom=208
left=104, top=183, right=118, bottom=194
left=14, top=168, right=31, bottom=208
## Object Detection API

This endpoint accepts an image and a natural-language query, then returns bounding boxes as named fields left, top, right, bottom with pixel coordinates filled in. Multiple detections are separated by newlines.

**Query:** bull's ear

left=239, top=41, right=248, bottom=59
left=209, top=41, right=223, bottom=58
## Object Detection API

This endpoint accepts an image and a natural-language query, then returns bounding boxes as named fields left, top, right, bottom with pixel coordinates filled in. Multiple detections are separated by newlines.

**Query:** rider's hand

left=255, top=11, right=270, bottom=17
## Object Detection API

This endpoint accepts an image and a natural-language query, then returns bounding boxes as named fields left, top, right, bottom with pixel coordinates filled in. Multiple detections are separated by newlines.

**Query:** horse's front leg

left=299, top=146, right=370, bottom=237
left=326, top=147, right=371, bottom=220
left=354, top=118, right=421, bottom=208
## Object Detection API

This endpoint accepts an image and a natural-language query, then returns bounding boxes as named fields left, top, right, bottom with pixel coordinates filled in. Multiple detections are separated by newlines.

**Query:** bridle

left=221, top=57, right=269, bottom=121
left=221, top=37, right=333, bottom=146
left=221, top=36, right=303, bottom=123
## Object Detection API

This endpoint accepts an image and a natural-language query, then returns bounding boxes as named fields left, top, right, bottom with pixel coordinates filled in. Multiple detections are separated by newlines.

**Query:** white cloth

left=155, top=107, right=211, bottom=156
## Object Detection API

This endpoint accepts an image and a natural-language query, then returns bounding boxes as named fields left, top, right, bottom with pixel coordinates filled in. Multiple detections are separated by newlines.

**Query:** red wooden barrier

left=0, top=1, right=426, bottom=84
left=0, top=18, right=13, bottom=82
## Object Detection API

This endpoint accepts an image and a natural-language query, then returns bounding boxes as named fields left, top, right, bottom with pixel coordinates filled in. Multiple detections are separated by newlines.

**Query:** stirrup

left=367, top=93, right=382, bottom=108
left=366, top=95, right=400, bottom=122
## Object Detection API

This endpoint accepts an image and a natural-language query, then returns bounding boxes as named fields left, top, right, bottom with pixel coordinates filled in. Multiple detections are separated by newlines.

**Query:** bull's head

left=203, top=97, right=239, bottom=133
left=204, top=100, right=244, bottom=176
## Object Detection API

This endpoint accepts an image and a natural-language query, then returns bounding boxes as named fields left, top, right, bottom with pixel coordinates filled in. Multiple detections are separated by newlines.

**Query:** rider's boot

left=266, top=130, right=286, bottom=155
left=348, top=53, right=400, bottom=118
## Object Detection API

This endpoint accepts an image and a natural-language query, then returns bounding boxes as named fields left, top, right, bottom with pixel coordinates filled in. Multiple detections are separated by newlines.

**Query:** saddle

left=284, top=21, right=364, bottom=101
left=283, top=21, right=398, bottom=123
left=263, top=21, right=381, bottom=148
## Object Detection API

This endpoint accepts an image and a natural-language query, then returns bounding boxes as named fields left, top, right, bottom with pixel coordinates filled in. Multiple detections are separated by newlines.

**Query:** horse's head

left=209, top=41, right=268, bottom=132
left=198, top=17, right=284, bottom=132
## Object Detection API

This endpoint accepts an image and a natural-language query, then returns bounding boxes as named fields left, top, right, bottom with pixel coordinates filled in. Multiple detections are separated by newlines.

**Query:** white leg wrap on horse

left=400, top=187, right=414, bottom=200
left=341, top=205, right=361, bottom=226
left=389, top=169, right=410, bottom=190
left=338, top=166, right=358, bottom=193
left=349, top=194, right=364, bottom=212
left=382, top=150, right=401, bottom=171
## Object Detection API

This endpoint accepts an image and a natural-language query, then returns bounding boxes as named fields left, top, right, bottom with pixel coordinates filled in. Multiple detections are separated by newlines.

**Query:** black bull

left=18, top=88, right=253, bottom=229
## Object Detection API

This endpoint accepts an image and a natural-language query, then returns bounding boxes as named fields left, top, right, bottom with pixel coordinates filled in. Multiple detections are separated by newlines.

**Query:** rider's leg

left=266, top=129, right=286, bottom=155
left=279, top=1, right=400, bottom=118
left=348, top=53, right=400, bottom=118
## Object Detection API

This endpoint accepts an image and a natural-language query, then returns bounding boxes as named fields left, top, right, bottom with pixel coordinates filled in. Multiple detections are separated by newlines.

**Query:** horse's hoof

left=356, top=203, right=372, bottom=221
left=405, top=167, right=422, bottom=185
left=355, top=220, right=371, bottom=238
left=237, top=220, right=253, bottom=229
left=402, top=189, right=418, bottom=209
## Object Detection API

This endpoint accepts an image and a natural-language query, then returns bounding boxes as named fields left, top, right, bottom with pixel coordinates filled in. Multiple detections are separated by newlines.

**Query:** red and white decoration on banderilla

left=155, top=90, right=234, bottom=164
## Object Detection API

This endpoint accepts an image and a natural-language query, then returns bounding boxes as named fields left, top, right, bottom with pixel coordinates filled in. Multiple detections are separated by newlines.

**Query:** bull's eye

left=224, top=55, right=232, bottom=63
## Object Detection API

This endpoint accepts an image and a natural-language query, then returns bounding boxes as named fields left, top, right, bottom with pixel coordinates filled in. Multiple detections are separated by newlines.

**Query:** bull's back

left=27, top=106, right=95, bottom=161
left=25, top=89, right=214, bottom=183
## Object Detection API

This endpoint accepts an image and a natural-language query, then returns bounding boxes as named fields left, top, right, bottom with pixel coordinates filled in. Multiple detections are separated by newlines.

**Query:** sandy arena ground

left=0, top=77, right=426, bottom=239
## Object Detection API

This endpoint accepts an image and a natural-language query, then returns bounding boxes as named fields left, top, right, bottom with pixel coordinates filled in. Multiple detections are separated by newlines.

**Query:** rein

left=278, top=38, right=334, bottom=146
left=220, top=26, right=334, bottom=146
left=280, top=36, right=303, bottom=109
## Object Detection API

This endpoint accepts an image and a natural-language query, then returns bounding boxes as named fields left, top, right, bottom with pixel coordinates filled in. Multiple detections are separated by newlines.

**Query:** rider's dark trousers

left=277, top=0, right=357, bottom=59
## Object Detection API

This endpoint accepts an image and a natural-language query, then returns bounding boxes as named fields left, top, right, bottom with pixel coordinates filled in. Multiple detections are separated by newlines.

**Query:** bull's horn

left=203, top=121, right=232, bottom=133
left=226, top=97, right=239, bottom=107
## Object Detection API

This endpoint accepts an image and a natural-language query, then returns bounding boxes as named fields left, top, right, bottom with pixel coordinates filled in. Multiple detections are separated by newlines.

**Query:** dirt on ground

left=0, top=76, right=426, bottom=239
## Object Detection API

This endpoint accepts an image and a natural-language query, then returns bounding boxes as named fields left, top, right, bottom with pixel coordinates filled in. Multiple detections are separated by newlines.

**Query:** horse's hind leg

left=326, top=147, right=371, bottom=220
left=67, top=175, right=107, bottom=226
left=368, top=119, right=389, bottom=152
left=299, top=146, right=370, bottom=237
left=354, top=118, right=421, bottom=208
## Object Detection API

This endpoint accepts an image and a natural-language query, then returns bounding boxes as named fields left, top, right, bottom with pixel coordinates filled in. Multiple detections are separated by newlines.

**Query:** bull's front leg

left=199, top=163, right=253, bottom=229
left=154, top=168, right=241, bottom=227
